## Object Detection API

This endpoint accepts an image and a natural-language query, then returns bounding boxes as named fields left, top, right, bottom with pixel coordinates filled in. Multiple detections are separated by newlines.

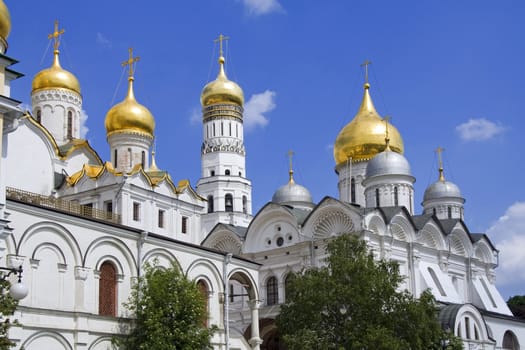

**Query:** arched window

left=503, top=330, right=520, bottom=350
left=433, top=208, right=436, bottom=216
left=225, top=194, right=233, bottom=212
left=207, top=195, right=214, bottom=213
left=448, top=206, right=452, bottom=218
left=350, top=178, right=355, bottom=203
left=266, top=276, right=278, bottom=305
left=394, top=186, right=399, bottom=206
left=141, top=151, right=145, bottom=166
left=375, top=188, right=380, bottom=207
left=67, top=111, right=73, bottom=139
left=114, top=149, right=118, bottom=167
left=197, top=280, right=209, bottom=327
left=128, top=148, right=132, bottom=167
left=36, top=109, right=42, bottom=123
left=242, top=195, right=247, bottom=214
left=225, top=169, right=230, bottom=176
left=99, top=261, right=117, bottom=316
left=213, top=123, right=216, bottom=136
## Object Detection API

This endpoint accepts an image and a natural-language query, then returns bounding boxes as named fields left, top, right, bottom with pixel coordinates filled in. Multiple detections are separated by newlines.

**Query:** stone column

left=248, top=300, right=262, bottom=350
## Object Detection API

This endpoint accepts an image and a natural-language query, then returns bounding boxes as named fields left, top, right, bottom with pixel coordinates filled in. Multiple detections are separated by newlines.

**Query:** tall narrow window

left=394, top=186, right=399, bottom=206
left=225, top=169, right=230, bottom=176
left=133, top=202, right=140, bottom=221
left=128, top=148, right=132, bottom=167
left=213, top=123, right=216, bottom=136
left=36, top=109, right=42, bottom=123
left=225, top=194, right=233, bottom=212
left=181, top=216, right=188, bottom=234
left=207, top=195, right=214, bottom=213
left=236, top=124, right=238, bottom=137
left=67, top=111, right=73, bottom=139
left=158, top=209, right=165, bottom=228
left=104, top=201, right=113, bottom=219
left=229, top=122, right=232, bottom=136
left=229, top=283, right=235, bottom=302
left=114, top=149, right=118, bottom=167
left=141, top=151, right=146, bottom=166
left=375, top=188, right=380, bottom=207
left=197, top=280, right=209, bottom=327
left=448, top=206, right=452, bottom=218
left=242, top=196, right=247, bottom=214
left=350, top=178, right=356, bottom=203
left=221, top=122, right=224, bottom=135
left=99, top=261, right=117, bottom=316
left=266, top=276, right=278, bottom=305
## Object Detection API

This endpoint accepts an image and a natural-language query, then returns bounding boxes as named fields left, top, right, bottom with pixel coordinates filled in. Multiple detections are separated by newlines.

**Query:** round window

left=276, top=237, right=284, bottom=247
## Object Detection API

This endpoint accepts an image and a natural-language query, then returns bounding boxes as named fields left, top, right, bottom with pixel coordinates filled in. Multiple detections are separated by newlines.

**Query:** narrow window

left=197, top=280, right=209, bottom=327
left=225, top=194, right=233, bottom=212
left=141, top=151, right=145, bottom=167
left=213, top=123, right=216, bottom=136
left=104, top=201, right=113, bottom=219
left=206, top=125, right=209, bottom=138
left=221, top=122, right=224, bottom=135
left=83, top=203, right=93, bottom=217
left=433, top=208, right=436, bottom=216
left=242, top=195, right=247, bottom=214
left=229, top=283, right=235, bottom=303
left=99, top=261, right=117, bottom=316
left=448, top=206, right=452, bottom=218
left=133, top=202, right=140, bottom=221
left=36, top=109, right=42, bottom=123
left=114, top=149, right=118, bottom=167
left=350, top=178, right=356, bottom=203
left=394, top=186, right=399, bottom=206
left=158, top=209, right=165, bottom=228
left=239, top=172, right=242, bottom=176
left=465, top=317, right=471, bottom=339
left=229, top=122, right=232, bottom=136
left=225, top=169, right=230, bottom=176
left=210, top=170, right=215, bottom=176
left=236, top=124, right=238, bottom=137
left=284, top=274, right=294, bottom=301
left=128, top=148, right=132, bottom=168
left=67, top=111, right=73, bottom=139
left=207, top=195, right=214, bottom=213
left=375, top=188, right=380, bottom=207
left=181, top=216, right=188, bottom=234
left=266, top=276, right=278, bottom=305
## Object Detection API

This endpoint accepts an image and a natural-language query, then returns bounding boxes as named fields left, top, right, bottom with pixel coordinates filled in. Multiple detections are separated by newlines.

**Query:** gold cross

left=48, top=20, right=65, bottom=51
left=436, top=146, right=445, bottom=181
left=360, top=59, right=372, bottom=84
left=122, top=48, right=140, bottom=78
left=383, top=116, right=391, bottom=145
left=287, top=150, right=295, bottom=172
left=214, top=34, right=229, bottom=58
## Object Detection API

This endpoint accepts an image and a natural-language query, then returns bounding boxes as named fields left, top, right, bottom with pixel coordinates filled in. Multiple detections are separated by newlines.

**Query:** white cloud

left=487, top=202, right=525, bottom=291
left=455, top=118, right=505, bottom=141
left=80, top=110, right=89, bottom=138
left=189, top=107, right=201, bottom=125
left=239, top=0, right=284, bottom=15
left=96, top=32, right=112, bottom=48
left=244, top=90, right=275, bottom=131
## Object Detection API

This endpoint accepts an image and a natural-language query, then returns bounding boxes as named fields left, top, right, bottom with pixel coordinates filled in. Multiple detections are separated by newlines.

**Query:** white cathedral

left=0, top=2, right=522, bottom=349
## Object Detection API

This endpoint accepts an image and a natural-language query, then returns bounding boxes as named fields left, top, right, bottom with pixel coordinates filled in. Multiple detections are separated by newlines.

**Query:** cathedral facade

left=0, top=1, right=522, bottom=349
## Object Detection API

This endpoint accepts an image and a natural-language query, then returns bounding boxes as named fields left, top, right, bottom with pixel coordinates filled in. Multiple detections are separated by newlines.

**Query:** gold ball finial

left=0, top=0, right=11, bottom=49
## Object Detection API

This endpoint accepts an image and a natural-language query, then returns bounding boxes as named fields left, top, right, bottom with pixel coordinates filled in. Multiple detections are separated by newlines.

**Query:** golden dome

left=0, top=0, right=11, bottom=44
left=201, top=56, right=244, bottom=107
left=105, top=76, right=155, bottom=138
left=334, top=83, right=404, bottom=166
left=32, top=50, right=81, bottom=95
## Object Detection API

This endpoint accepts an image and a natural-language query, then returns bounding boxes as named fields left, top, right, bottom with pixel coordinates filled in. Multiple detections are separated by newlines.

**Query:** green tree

left=0, top=279, right=19, bottom=350
left=114, top=261, right=215, bottom=350
left=507, top=295, right=525, bottom=319
left=277, top=235, right=462, bottom=350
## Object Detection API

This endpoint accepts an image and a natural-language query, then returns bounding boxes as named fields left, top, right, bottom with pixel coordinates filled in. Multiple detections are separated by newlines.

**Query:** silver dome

left=272, top=180, right=313, bottom=204
left=423, top=180, right=462, bottom=201
left=365, top=150, right=411, bottom=178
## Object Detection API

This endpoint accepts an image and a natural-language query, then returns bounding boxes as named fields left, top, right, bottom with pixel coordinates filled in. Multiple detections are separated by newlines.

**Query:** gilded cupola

left=105, top=48, right=155, bottom=138
left=200, top=34, right=244, bottom=107
left=333, top=82, right=404, bottom=166
left=32, top=21, right=81, bottom=95
left=0, top=0, right=11, bottom=49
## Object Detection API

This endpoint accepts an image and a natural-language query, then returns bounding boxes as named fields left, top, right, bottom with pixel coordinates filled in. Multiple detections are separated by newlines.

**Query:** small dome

left=32, top=51, right=81, bottom=95
left=105, top=77, right=155, bottom=138
left=334, top=83, right=403, bottom=166
left=272, top=171, right=313, bottom=205
left=424, top=180, right=462, bottom=202
left=201, top=57, right=244, bottom=107
left=0, top=0, right=11, bottom=44
left=366, top=148, right=411, bottom=178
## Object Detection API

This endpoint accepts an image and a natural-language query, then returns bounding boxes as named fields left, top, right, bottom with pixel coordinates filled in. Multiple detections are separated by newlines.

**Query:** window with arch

left=242, top=195, right=247, bottom=214
left=197, top=280, right=209, bottom=327
left=448, top=206, right=452, bottom=218
left=266, top=276, right=278, bottom=305
left=221, top=122, right=224, bottom=135
left=114, top=149, right=118, bottom=167
left=36, top=109, right=42, bottom=123
left=128, top=148, right=132, bottom=167
left=99, top=261, right=117, bottom=316
left=350, top=178, right=356, bottom=203
left=225, top=194, right=233, bottom=212
left=207, top=195, right=214, bottom=213
left=456, top=314, right=482, bottom=341
left=503, top=330, right=520, bottom=350
left=225, top=169, right=230, bottom=176
left=394, top=186, right=399, bottom=206
left=67, top=111, right=73, bottom=139
left=141, top=151, right=145, bottom=166
left=375, top=188, right=380, bottom=207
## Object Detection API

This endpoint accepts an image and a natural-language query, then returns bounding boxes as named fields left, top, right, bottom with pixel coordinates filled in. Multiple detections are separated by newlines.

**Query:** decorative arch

left=142, top=248, right=179, bottom=270
left=228, top=267, right=259, bottom=301
left=310, top=209, right=356, bottom=239
left=417, top=221, right=445, bottom=250
left=502, top=330, right=520, bottom=350
left=473, top=241, right=494, bottom=264
left=186, top=258, right=222, bottom=289
left=88, top=336, right=114, bottom=350
left=84, top=236, right=137, bottom=272
left=366, top=214, right=386, bottom=236
left=98, top=260, right=117, bottom=317
left=21, top=331, right=73, bottom=350
left=32, top=242, right=67, bottom=265
left=449, top=232, right=470, bottom=257
left=204, top=232, right=242, bottom=254
left=390, top=215, right=415, bottom=242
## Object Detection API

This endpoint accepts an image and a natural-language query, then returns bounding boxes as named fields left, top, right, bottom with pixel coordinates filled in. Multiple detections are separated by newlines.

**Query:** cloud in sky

left=96, top=32, right=112, bottom=48
left=239, top=0, right=284, bottom=15
left=244, top=90, right=275, bottom=131
left=189, top=107, right=201, bottom=125
left=487, top=202, right=525, bottom=293
left=455, top=118, right=505, bottom=141
left=80, top=110, right=89, bottom=138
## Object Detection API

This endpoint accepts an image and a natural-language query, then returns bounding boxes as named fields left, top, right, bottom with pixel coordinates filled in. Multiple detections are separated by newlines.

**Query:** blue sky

left=5, top=1, right=525, bottom=299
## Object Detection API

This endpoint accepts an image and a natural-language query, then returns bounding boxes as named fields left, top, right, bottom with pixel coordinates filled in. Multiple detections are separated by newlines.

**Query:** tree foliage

left=114, top=261, right=215, bottom=350
left=277, top=235, right=462, bottom=350
left=507, top=295, right=525, bottom=319
left=0, top=279, right=19, bottom=350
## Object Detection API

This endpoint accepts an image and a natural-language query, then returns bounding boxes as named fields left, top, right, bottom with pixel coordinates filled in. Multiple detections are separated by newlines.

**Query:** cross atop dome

left=214, top=34, right=229, bottom=59
left=360, top=59, right=372, bottom=85
left=436, top=146, right=446, bottom=182
left=48, top=20, right=64, bottom=51
left=122, top=47, right=140, bottom=79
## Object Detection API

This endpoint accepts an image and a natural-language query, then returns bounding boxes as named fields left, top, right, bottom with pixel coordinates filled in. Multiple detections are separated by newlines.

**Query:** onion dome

left=423, top=165, right=462, bottom=202
left=334, top=83, right=403, bottom=166
left=32, top=22, right=81, bottom=95
left=105, top=54, right=155, bottom=138
left=201, top=56, right=244, bottom=107
left=272, top=169, right=313, bottom=206
left=0, top=0, right=11, bottom=46
left=365, top=144, right=411, bottom=178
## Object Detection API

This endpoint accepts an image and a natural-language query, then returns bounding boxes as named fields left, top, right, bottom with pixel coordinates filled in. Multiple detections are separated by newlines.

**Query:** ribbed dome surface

left=366, top=149, right=411, bottom=178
